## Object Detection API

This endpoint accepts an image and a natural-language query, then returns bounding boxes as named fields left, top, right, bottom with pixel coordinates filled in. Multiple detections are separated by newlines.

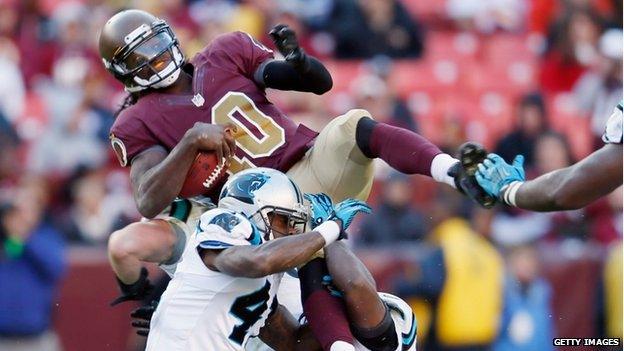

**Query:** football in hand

left=179, top=151, right=228, bottom=198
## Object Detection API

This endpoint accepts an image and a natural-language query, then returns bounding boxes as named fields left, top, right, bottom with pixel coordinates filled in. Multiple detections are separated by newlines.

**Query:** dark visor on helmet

left=122, top=32, right=173, bottom=71
left=111, top=22, right=177, bottom=77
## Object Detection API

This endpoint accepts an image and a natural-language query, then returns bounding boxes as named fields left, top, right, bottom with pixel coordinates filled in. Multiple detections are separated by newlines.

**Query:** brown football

left=179, top=151, right=228, bottom=198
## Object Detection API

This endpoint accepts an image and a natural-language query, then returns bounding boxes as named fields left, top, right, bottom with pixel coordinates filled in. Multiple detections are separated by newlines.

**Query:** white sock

left=430, top=153, right=458, bottom=188
left=330, top=341, right=356, bottom=351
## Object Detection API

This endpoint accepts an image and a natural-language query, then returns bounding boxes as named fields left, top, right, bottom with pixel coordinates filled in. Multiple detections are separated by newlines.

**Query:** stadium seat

left=547, top=93, right=593, bottom=158
left=482, top=33, right=538, bottom=63
left=400, top=0, right=449, bottom=26
left=461, top=58, right=538, bottom=98
left=324, top=60, right=366, bottom=92
left=426, top=31, right=481, bottom=61
left=389, top=59, right=462, bottom=98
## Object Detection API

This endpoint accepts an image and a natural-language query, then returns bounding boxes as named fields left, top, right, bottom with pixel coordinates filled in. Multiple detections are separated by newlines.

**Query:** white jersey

left=147, top=208, right=282, bottom=351
left=245, top=271, right=303, bottom=351
left=602, top=101, right=623, bottom=144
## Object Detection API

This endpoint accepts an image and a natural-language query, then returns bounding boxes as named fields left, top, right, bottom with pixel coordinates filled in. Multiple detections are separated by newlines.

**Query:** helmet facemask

left=103, top=20, right=184, bottom=92
left=252, top=205, right=308, bottom=241
left=217, top=167, right=309, bottom=241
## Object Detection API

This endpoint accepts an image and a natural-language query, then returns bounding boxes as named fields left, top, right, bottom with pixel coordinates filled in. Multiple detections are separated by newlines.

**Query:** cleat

left=449, top=142, right=497, bottom=208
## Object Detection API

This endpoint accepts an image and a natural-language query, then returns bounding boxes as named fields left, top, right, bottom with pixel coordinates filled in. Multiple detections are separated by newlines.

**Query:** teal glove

left=304, top=193, right=372, bottom=232
left=331, top=198, right=372, bottom=232
left=475, top=154, right=526, bottom=198
left=304, top=193, right=335, bottom=229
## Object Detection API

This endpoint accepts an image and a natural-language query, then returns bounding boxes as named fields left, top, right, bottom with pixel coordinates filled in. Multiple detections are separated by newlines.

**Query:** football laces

left=202, top=160, right=226, bottom=189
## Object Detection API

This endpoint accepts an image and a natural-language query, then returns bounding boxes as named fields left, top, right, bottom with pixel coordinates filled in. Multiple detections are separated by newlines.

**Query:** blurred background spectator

left=494, top=92, right=550, bottom=168
left=328, top=0, right=424, bottom=59
left=574, top=28, right=623, bottom=147
left=357, top=171, right=427, bottom=246
left=393, top=189, right=504, bottom=351
left=600, top=241, right=622, bottom=340
left=494, top=244, right=555, bottom=351
left=0, top=0, right=619, bottom=350
left=0, top=177, right=66, bottom=351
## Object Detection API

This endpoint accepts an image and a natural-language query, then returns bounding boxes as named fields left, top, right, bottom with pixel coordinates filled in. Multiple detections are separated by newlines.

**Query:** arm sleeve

left=196, top=209, right=262, bottom=249
left=255, top=58, right=333, bottom=95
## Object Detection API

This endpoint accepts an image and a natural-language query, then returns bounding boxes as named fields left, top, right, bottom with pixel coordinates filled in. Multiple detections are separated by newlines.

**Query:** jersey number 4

left=228, top=280, right=272, bottom=345
left=213, top=92, right=286, bottom=174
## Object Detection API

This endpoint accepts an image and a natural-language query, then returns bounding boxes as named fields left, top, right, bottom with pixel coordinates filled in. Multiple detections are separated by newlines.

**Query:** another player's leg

left=324, top=241, right=399, bottom=351
left=107, top=220, right=182, bottom=304
left=299, top=260, right=356, bottom=351
left=108, top=198, right=213, bottom=305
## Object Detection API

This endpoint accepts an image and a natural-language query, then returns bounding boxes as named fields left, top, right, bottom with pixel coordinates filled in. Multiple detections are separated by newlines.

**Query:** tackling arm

left=515, top=143, right=622, bottom=211
left=199, top=221, right=340, bottom=278
left=258, top=304, right=322, bottom=351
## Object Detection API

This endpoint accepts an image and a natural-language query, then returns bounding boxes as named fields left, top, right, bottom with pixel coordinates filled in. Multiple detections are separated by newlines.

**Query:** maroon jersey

left=109, top=31, right=318, bottom=174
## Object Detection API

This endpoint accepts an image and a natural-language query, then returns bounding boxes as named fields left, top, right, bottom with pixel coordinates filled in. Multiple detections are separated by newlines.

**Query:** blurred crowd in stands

left=0, top=0, right=621, bottom=350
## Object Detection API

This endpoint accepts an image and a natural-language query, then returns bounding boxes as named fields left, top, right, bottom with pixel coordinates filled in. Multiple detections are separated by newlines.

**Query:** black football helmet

left=98, top=9, right=185, bottom=92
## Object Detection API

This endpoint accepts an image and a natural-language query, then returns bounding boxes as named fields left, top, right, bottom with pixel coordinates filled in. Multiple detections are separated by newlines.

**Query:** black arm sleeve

left=254, top=58, right=333, bottom=95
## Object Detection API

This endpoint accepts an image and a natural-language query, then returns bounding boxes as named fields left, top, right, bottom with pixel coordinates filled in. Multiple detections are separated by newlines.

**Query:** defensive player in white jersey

left=474, top=101, right=622, bottom=210
left=146, top=168, right=370, bottom=351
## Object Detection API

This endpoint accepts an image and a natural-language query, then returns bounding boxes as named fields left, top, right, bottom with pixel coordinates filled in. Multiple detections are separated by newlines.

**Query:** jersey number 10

left=213, top=92, right=286, bottom=174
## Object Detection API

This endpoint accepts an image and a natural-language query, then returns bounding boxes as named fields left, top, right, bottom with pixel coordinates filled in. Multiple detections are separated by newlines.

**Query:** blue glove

left=475, top=154, right=526, bottom=198
left=331, top=198, right=372, bottom=232
left=304, top=193, right=335, bottom=229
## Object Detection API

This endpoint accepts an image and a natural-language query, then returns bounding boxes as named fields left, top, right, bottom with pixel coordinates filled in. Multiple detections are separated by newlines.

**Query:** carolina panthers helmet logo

left=220, top=173, right=270, bottom=204
left=209, top=212, right=241, bottom=233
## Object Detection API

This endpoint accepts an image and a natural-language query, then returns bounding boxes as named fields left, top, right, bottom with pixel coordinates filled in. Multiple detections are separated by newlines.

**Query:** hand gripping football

left=179, top=151, right=228, bottom=198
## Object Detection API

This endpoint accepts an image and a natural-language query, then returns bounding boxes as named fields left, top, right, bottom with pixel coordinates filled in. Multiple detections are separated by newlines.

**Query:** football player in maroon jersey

left=98, top=9, right=489, bottom=349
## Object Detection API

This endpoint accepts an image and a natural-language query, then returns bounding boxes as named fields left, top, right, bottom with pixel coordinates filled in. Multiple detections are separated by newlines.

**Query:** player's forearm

left=518, top=172, right=610, bottom=212
left=133, top=137, right=200, bottom=218
left=214, top=232, right=327, bottom=278
left=514, top=169, right=573, bottom=211
left=324, top=241, right=376, bottom=293
left=515, top=146, right=622, bottom=211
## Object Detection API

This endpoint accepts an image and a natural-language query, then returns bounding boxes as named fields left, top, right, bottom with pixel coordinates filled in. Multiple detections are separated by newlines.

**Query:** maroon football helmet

left=98, top=9, right=185, bottom=92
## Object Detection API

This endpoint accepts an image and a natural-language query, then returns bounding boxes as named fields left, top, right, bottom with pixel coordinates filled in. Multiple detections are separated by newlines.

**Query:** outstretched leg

left=288, top=110, right=492, bottom=207
left=108, top=220, right=179, bottom=284
left=355, top=116, right=457, bottom=187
